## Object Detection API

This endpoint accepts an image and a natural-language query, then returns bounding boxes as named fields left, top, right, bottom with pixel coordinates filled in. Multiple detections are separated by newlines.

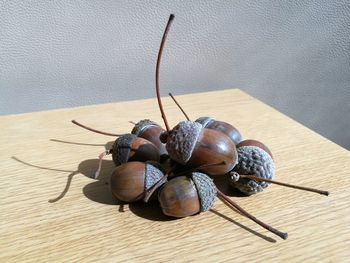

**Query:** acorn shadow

left=213, top=175, right=247, bottom=198
left=11, top=156, right=116, bottom=204
left=128, top=200, right=176, bottom=222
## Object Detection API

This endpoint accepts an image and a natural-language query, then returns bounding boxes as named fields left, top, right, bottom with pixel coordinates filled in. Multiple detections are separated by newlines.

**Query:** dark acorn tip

left=159, top=132, right=169, bottom=143
left=169, top=14, right=175, bottom=20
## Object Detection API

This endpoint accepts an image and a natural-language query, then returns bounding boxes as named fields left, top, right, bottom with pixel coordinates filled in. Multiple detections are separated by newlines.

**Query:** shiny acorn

left=164, top=121, right=238, bottom=176
left=131, top=119, right=168, bottom=158
left=229, top=139, right=275, bottom=195
left=195, top=117, right=242, bottom=145
left=110, top=161, right=166, bottom=202
left=158, top=172, right=216, bottom=217
left=112, top=133, right=160, bottom=166
left=229, top=140, right=329, bottom=196
left=157, top=170, right=288, bottom=239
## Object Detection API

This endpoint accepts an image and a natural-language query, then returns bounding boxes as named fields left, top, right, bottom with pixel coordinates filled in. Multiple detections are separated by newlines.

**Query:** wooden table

left=1, top=89, right=349, bottom=262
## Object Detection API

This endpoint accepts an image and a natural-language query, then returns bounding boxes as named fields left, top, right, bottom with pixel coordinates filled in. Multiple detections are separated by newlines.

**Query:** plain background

left=1, top=1, right=349, bottom=150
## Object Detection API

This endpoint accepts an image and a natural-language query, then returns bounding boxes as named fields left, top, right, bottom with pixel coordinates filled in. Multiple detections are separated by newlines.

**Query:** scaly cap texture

left=191, top=172, right=217, bottom=212
left=144, top=162, right=164, bottom=191
left=231, top=146, right=275, bottom=195
left=165, top=121, right=203, bottom=164
left=112, top=134, right=136, bottom=165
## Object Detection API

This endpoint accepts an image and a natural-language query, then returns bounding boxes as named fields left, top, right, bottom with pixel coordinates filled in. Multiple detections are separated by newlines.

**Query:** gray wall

left=1, top=1, right=349, bottom=150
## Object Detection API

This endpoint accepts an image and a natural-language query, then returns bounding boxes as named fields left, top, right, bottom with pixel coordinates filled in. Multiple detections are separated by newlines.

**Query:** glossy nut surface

left=158, top=176, right=200, bottom=218
left=236, top=139, right=273, bottom=158
left=112, top=134, right=160, bottom=166
left=110, top=162, right=145, bottom=202
left=205, top=119, right=242, bottom=145
left=131, top=120, right=168, bottom=156
left=187, top=128, right=238, bottom=176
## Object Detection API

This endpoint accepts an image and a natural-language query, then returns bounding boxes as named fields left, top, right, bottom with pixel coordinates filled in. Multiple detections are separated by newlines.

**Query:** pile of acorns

left=72, top=14, right=328, bottom=240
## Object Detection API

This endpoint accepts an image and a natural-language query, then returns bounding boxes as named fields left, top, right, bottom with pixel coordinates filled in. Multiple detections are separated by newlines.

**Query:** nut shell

left=131, top=119, right=168, bottom=157
left=230, top=146, right=275, bottom=195
left=196, top=116, right=242, bottom=145
left=158, top=176, right=201, bottom=218
left=110, top=162, right=146, bottom=202
left=131, top=119, right=159, bottom=136
left=112, top=134, right=160, bottom=166
left=110, top=161, right=164, bottom=202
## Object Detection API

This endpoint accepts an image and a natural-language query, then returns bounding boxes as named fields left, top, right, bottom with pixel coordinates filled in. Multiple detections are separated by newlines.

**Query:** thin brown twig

left=155, top=14, right=175, bottom=132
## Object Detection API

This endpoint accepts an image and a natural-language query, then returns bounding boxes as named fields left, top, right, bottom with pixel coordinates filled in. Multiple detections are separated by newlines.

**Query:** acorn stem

left=240, top=174, right=329, bottom=196
left=155, top=14, right=175, bottom=133
left=216, top=189, right=288, bottom=240
left=169, top=92, right=190, bottom=121
left=71, top=120, right=121, bottom=137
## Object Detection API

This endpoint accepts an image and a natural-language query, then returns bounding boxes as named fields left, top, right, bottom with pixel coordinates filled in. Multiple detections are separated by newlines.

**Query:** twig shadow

left=210, top=209, right=276, bottom=243
left=50, top=138, right=114, bottom=150
left=12, top=156, right=116, bottom=204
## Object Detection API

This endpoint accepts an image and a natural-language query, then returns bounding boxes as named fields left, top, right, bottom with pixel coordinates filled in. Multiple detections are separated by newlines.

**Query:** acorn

left=158, top=169, right=288, bottom=239
left=164, top=121, right=238, bottom=176
left=112, top=133, right=160, bottom=166
left=131, top=119, right=168, bottom=158
left=195, top=117, right=242, bottom=145
left=158, top=172, right=216, bottom=218
left=229, top=140, right=329, bottom=196
left=110, top=161, right=166, bottom=202
left=228, top=140, right=274, bottom=195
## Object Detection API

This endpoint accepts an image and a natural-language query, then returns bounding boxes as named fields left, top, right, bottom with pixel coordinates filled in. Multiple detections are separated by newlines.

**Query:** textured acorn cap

left=195, top=117, right=213, bottom=127
left=166, top=121, right=203, bottom=164
left=191, top=172, right=217, bottom=212
left=112, top=134, right=136, bottom=166
left=144, top=162, right=165, bottom=191
left=131, top=119, right=160, bottom=136
left=230, top=146, right=275, bottom=195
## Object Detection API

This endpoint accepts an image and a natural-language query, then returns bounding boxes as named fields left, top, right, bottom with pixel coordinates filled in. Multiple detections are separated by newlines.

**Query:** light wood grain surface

left=1, top=89, right=349, bottom=262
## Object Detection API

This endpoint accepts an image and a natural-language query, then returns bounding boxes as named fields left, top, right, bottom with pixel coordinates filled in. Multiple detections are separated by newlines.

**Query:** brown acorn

left=158, top=172, right=216, bottom=218
left=165, top=121, right=238, bottom=176
left=158, top=170, right=288, bottom=239
left=229, top=139, right=275, bottom=195
left=112, top=134, right=160, bottom=166
left=195, top=117, right=242, bottom=145
left=131, top=119, right=168, bottom=157
left=110, top=161, right=166, bottom=202
left=229, top=139, right=329, bottom=196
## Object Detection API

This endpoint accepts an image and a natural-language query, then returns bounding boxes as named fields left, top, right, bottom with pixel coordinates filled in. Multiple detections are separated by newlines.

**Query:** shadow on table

left=11, top=155, right=117, bottom=204
left=212, top=174, right=248, bottom=198
left=12, top=139, right=277, bottom=242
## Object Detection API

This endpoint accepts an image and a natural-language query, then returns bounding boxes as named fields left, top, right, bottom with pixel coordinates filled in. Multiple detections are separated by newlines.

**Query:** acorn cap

left=166, top=121, right=203, bottom=164
left=191, top=172, right=217, bottom=212
left=144, top=162, right=165, bottom=191
left=112, top=133, right=136, bottom=165
left=195, top=117, right=213, bottom=127
left=231, top=146, right=275, bottom=195
left=131, top=119, right=160, bottom=136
